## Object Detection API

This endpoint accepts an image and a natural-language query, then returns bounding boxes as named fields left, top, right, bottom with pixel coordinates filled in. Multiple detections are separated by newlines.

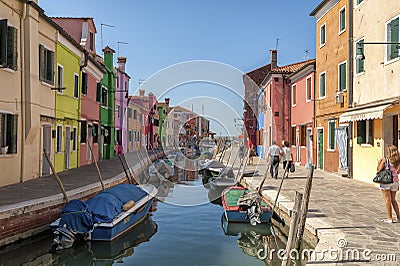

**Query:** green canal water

left=0, top=170, right=292, bottom=266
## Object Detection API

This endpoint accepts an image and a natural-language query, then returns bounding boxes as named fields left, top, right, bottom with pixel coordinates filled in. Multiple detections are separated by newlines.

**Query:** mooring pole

left=43, top=149, right=68, bottom=202
left=295, top=164, right=315, bottom=250
left=122, top=153, right=137, bottom=184
left=87, top=140, right=105, bottom=191
left=118, top=154, right=132, bottom=184
left=281, top=191, right=303, bottom=266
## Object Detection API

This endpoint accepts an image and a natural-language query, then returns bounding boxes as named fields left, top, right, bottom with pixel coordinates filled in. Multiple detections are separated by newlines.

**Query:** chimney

left=117, top=57, right=127, bottom=72
left=270, top=49, right=277, bottom=69
left=165, top=98, right=170, bottom=108
left=139, top=89, right=145, bottom=96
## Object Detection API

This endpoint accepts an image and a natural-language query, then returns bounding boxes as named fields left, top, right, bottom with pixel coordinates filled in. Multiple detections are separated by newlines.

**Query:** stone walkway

left=239, top=155, right=400, bottom=265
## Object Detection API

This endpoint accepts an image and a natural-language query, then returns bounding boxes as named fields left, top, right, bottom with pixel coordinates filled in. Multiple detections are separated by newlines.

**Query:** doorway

left=65, top=126, right=71, bottom=169
left=317, top=128, right=324, bottom=169
left=42, top=125, right=51, bottom=176
left=306, top=128, right=313, bottom=164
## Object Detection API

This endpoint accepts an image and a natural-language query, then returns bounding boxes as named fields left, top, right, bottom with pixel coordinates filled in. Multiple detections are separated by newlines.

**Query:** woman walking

left=282, top=141, right=293, bottom=177
left=377, top=144, right=400, bottom=223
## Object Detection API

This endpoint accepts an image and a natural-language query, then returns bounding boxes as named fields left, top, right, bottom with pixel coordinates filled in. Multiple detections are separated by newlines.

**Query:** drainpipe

left=348, top=0, right=354, bottom=177
left=281, top=74, right=285, bottom=143
left=20, top=2, right=27, bottom=182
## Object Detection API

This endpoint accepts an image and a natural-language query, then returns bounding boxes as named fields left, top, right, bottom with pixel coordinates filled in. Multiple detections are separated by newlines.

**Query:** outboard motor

left=53, top=227, right=76, bottom=250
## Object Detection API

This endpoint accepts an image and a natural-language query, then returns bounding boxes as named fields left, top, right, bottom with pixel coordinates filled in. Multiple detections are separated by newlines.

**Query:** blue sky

left=40, top=0, right=322, bottom=135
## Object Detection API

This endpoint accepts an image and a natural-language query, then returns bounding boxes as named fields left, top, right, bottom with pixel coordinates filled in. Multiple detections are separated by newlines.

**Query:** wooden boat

left=221, top=214, right=272, bottom=236
left=50, top=184, right=157, bottom=250
left=222, top=186, right=272, bottom=223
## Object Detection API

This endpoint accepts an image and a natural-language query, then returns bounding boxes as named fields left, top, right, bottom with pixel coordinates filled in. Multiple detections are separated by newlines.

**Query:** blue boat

left=50, top=184, right=157, bottom=250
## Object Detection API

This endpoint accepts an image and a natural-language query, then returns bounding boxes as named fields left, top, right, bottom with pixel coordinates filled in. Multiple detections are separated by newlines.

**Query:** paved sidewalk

left=241, top=156, right=400, bottom=265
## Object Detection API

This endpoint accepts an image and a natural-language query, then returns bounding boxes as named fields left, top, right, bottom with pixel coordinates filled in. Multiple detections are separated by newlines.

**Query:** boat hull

left=224, top=208, right=272, bottom=223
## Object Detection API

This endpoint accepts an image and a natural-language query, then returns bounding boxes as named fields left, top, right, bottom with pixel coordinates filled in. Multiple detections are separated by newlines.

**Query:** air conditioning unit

left=335, top=93, right=344, bottom=104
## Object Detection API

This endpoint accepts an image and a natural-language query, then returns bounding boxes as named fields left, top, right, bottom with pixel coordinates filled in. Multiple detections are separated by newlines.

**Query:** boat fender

left=123, top=200, right=135, bottom=211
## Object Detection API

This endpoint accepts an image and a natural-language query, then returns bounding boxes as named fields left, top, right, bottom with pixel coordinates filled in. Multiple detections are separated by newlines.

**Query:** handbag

left=373, top=158, right=393, bottom=184
left=290, top=163, right=295, bottom=173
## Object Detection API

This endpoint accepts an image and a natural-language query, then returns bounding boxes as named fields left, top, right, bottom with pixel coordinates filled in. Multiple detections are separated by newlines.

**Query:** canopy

left=339, top=104, right=392, bottom=123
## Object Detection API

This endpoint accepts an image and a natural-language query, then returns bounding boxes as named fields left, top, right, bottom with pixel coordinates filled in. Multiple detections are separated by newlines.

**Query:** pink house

left=261, top=50, right=315, bottom=154
left=288, top=60, right=316, bottom=166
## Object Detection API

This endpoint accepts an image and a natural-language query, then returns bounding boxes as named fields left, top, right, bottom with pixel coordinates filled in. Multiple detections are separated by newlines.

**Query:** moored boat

left=50, top=183, right=157, bottom=250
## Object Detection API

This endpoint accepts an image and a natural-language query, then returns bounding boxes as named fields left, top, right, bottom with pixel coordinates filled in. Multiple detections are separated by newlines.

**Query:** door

left=65, top=126, right=71, bottom=169
left=296, top=128, right=300, bottom=162
left=42, top=125, right=51, bottom=176
left=306, top=128, right=313, bottom=164
left=317, top=129, right=324, bottom=169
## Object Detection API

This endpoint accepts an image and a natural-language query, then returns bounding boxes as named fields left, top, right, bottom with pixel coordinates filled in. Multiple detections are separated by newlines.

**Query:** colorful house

left=288, top=60, right=316, bottom=166
left=115, top=57, right=131, bottom=154
left=310, top=0, right=350, bottom=173
left=157, top=98, right=170, bottom=147
left=100, top=46, right=116, bottom=159
left=127, top=100, right=143, bottom=151
left=340, top=0, right=400, bottom=183
left=51, top=17, right=105, bottom=166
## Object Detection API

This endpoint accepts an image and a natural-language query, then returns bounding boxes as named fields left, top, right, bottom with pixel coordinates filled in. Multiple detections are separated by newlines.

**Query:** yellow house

left=339, top=0, right=400, bottom=183
left=127, top=101, right=143, bottom=151
left=54, top=34, right=85, bottom=172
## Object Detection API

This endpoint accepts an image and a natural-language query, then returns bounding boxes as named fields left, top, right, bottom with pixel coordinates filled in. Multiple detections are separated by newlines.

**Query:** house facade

left=157, top=98, right=170, bottom=147
left=288, top=60, right=316, bottom=166
left=339, top=0, right=400, bottom=183
left=310, top=0, right=350, bottom=173
left=115, top=57, right=130, bottom=154
left=127, top=100, right=143, bottom=151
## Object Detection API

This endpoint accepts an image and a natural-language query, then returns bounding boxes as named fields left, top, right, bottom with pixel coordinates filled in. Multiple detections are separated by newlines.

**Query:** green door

left=318, top=130, right=324, bottom=169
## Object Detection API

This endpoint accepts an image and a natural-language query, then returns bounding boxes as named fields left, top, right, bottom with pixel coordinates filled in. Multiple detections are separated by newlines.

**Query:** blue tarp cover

left=59, top=184, right=147, bottom=233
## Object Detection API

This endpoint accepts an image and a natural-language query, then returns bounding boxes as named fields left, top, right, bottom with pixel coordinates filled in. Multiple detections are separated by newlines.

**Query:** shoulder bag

left=373, top=157, right=393, bottom=184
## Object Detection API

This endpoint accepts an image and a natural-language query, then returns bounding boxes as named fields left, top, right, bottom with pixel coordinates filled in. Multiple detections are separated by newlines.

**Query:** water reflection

left=52, top=215, right=158, bottom=265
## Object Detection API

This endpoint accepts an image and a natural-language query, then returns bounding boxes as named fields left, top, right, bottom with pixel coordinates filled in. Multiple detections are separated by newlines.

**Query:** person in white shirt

left=282, top=140, right=293, bottom=177
left=268, top=140, right=282, bottom=179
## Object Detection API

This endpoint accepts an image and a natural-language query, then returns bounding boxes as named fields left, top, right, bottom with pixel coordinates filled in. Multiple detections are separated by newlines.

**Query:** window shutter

left=96, top=82, right=101, bottom=102
left=6, top=114, right=17, bottom=154
left=356, top=121, right=362, bottom=144
left=48, top=51, right=55, bottom=85
left=356, top=40, right=364, bottom=72
left=368, top=120, right=373, bottom=144
left=80, top=121, right=87, bottom=143
left=39, top=45, right=45, bottom=81
left=340, top=63, right=346, bottom=91
left=7, top=26, right=18, bottom=70
left=390, top=18, right=399, bottom=59
left=82, top=73, right=88, bottom=94
left=0, top=19, right=7, bottom=66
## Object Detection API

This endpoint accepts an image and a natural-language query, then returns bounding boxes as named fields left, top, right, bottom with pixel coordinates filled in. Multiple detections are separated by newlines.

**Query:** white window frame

left=320, top=23, right=326, bottom=48
left=101, top=86, right=108, bottom=108
left=306, top=75, right=312, bottom=102
left=291, top=84, right=297, bottom=107
left=56, top=124, right=63, bottom=153
left=328, top=120, right=336, bottom=151
left=339, top=6, right=346, bottom=35
left=385, top=15, right=400, bottom=63
left=319, top=71, right=326, bottom=99
left=358, top=120, right=373, bottom=146
left=338, top=61, right=347, bottom=92
left=57, top=64, right=64, bottom=94
left=73, top=73, right=79, bottom=99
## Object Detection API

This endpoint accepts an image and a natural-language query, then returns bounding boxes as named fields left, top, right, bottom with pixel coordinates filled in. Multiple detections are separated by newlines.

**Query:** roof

left=270, top=59, right=316, bottom=75
left=245, top=64, right=271, bottom=86
left=51, top=17, right=97, bottom=33
left=309, top=0, right=330, bottom=16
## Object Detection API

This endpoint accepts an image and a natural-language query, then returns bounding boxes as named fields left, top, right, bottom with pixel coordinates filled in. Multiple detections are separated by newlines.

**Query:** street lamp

left=355, top=42, right=400, bottom=60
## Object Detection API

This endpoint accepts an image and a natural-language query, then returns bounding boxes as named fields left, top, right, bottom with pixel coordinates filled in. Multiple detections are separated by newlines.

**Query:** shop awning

left=339, top=104, right=392, bottom=123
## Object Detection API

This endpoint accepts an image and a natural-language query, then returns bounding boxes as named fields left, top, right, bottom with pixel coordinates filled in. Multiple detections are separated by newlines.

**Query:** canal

left=0, top=163, right=290, bottom=266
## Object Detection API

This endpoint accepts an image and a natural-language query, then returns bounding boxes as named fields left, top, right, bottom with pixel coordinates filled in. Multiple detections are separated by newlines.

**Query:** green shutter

left=320, top=73, right=325, bottom=97
left=47, top=51, right=54, bottom=85
left=357, top=121, right=363, bottom=144
left=340, top=10, right=345, bottom=31
left=339, top=63, right=346, bottom=91
left=368, top=120, right=373, bottom=144
left=7, top=26, right=18, bottom=70
left=390, top=18, right=399, bottom=59
left=329, top=122, right=335, bottom=149
left=39, top=45, right=45, bottom=81
left=356, top=40, right=364, bottom=73
left=0, top=19, right=7, bottom=66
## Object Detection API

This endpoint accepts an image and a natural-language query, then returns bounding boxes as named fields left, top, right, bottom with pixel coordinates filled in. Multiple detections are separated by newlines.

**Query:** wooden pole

left=295, top=164, right=315, bottom=250
left=269, top=162, right=289, bottom=221
left=118, top=154, right=132, bottom=184
left=43, top=149, right=68, bottom=202
left=122, top=153, right=137, bottom=184
left=87, top=140, right=105, bottom=191
left=281, top=191, right=303, bottom=266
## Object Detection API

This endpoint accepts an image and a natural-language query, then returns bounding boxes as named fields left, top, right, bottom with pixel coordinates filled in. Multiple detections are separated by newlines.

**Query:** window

left=74, top=74, right=79, bottom=98
left=57, top=65, right=63, bottom=93
left=125, top=81, right=128, bottom=91
left=116, top=76, right=119, bottom=88
left=306, top=77, right=312, bottom=101
left=328, top=121, right=336, bottom=150
left=319, top=72, right=326, bottom=98
left=93, top=123, right=98, bottom=143
left=89, top=32, right=94, bottom=51
left=339, top=7, right=346, bottom=33
left=338, top=62, right=346, bottom=91
left=386, top=17, right=399, bottom=61
left=300, top=125, right=306, bottom=147
left=115, top=129, right=122, bottom=145
left=291, top=84, right=296, bottom=106
left=356, top=0, right=363, bottom=5
left=291, top=126, right=296, bottom=145
left=0, top=113, right=17, bottom=154
left=95, top=82, right=101, bottom=102
left=136, top=131, right=140, bottom=141
left=72, top=127, right=77, bottom=151
left=56, top=125, right=62, bottom=153
left=128, top=108, right=132, bottom=118
left=134, top=110, right=138, bottom=119
left=355, top=39, right=365, bottom=74
left=80, top=121, right=87, bottom=143
left=0, top=20, right=18, bottom=70
left=81, top=72, right=88, bottom=95
left=129, top=130, right=133, bottom=142
left=39, top=45, right=54, bottom=84
left=116, top=105, right=120, bottom=118
left=102, top=87, right=108, bottom=107
left=357, top=120, right=373, bottom=145
left=320, top=23, right=326, bottom=47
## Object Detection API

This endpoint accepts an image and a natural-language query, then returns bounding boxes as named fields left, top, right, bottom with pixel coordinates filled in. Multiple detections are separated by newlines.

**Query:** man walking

left=268, top=140, right=282, bottom=179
